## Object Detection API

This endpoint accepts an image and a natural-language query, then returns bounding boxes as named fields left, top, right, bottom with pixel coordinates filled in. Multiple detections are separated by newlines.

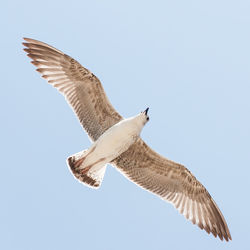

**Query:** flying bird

left=23, top=38, right=231, bottom=241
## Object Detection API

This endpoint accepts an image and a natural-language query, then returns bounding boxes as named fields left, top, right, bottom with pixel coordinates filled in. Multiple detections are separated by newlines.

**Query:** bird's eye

left=147, top=117, right=149, bottom=121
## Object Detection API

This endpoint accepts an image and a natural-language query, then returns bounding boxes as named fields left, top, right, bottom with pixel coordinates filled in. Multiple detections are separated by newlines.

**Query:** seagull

left=23, top=38, right=231, bottom=241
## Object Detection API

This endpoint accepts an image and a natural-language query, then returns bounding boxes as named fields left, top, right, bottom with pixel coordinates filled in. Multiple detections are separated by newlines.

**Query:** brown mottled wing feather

left=112, top=138, right=231, bottom=241
left=23, top=38, right=122, bottom=141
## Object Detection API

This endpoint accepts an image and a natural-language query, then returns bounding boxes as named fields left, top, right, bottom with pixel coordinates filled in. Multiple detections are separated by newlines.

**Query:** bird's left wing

left=112, top=138, right=231, bottom=241
left=23, top=38, right=122, bottom=141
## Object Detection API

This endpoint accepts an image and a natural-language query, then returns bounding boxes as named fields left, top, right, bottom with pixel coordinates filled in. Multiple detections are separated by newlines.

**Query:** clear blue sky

left=1, top=1, right=249, bottom=249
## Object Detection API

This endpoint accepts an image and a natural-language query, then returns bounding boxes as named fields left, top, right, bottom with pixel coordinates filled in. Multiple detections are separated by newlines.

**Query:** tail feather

left=67, top=150, right=107, bottom=189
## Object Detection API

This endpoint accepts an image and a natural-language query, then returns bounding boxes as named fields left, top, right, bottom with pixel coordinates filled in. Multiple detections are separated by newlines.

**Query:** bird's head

left=127, top=108, right=149, bottom=135
left=139, top=107, right=150, bottom=125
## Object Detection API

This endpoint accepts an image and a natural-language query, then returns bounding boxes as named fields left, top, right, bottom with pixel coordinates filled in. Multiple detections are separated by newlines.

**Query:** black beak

left=144, top=107, right=149, bottom=115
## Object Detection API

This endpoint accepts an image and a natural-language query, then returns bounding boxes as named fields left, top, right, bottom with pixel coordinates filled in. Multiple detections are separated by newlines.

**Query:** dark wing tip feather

left=23, top=37, right=64, bottom=54
left=23, top=48, right=31, bottom=53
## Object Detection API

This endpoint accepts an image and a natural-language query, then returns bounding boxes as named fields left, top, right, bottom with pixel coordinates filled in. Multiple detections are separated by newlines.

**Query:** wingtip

left=23, top=48, right=29, bottom=53
left=23, top=37, right=30, bottom=42
left=23, top=37, right=41, bottom=44
left=22, top=42, right=30, bottom=47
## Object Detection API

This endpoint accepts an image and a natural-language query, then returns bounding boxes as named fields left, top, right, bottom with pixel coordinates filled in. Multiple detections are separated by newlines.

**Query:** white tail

left=67, top=149, right=107, bottom=189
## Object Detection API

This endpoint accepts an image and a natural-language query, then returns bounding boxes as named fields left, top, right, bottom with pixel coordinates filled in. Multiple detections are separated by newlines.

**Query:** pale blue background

left=1, top=1, right=249, bottom=249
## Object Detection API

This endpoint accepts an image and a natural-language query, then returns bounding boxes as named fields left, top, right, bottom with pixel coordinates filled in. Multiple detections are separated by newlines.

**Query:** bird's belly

left=97, top=133, right=137, bottom=158
left=85, top=127, right=138, bottom=166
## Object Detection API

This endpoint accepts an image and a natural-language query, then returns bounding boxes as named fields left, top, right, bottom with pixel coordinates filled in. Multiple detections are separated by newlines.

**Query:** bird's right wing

left=23, top=38, right=122, bottom=141
left=112, top=138, right=231, bottom=241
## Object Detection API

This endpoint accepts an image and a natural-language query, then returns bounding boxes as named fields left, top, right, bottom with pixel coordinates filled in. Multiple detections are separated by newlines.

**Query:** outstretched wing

left=23, top=38, right=122, bottom=141
left=112, top=138, right=231, bottom=241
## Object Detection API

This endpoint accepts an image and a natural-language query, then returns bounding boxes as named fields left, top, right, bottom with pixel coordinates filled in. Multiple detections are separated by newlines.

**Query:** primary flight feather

left=23, top=38, right=231, bottom=241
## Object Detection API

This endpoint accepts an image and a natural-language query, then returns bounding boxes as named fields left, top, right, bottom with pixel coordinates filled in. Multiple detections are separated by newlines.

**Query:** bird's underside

left=23, top=37, right=231, bottom=241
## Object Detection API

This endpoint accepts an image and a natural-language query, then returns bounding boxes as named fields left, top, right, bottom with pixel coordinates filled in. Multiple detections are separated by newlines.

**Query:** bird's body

left=89, top=113, right=147, bottom=161
left=68, top=113, right=148, bottom=187
left=23, top=38, right=231, bottom=241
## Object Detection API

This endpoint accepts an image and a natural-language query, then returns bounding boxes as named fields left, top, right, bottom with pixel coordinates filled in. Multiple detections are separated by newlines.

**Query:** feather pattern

left=23, top=38, right=122, bottom=141
left=112, top=138, right=232, bottom=241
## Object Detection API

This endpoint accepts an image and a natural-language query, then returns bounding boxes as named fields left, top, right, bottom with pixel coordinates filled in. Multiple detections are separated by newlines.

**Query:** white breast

left=86, top=116, right=144, bottom=165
